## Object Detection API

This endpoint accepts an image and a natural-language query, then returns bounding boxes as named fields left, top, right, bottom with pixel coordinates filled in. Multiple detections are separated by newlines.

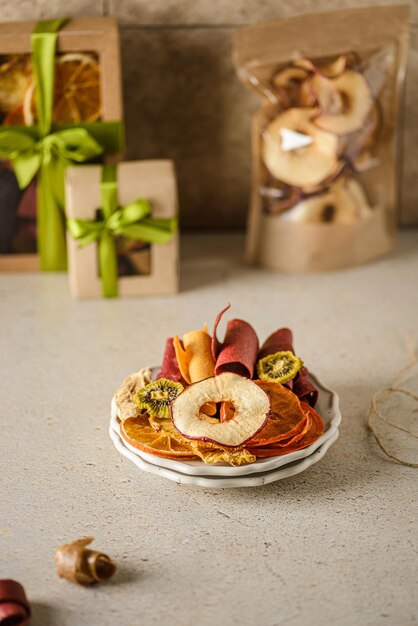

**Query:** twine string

left=366, top=335, right=418, bottom=468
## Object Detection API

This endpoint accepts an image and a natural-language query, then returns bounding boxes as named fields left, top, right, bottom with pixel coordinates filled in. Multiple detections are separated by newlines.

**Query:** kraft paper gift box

left=0, top=17, right=124, bottom=272
left=65, top=160, right=179, bottom=299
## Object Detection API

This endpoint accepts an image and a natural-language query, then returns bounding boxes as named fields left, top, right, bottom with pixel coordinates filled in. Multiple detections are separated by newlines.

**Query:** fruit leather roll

left=259, top=328, right=318, bottom=406
left=292, top=367, right=318, bottom=407
left=0, top=579, right=31, bottom=626
left=258, top=328, right=294, bottom=358
left=158, top=337, right=184, bottom=383
left=212, top=305, right=259, bottom=378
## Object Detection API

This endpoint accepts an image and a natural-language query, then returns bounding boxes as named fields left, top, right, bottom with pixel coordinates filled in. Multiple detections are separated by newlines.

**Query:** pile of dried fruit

left=261, top=53, right=377, bottom=223
left=0, top=52, right=101, bottom=126
left=114, top=306, right=324, bottom=466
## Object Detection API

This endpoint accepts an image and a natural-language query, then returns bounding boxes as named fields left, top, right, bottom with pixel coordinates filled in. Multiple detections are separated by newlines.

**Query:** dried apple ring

left=171, top=372, right=270, bottom=447
left=311, top=70, right=373, bottom=135
left=262, top=108, right=339, bottom=188
left=281, top=177, right=372, bottom=224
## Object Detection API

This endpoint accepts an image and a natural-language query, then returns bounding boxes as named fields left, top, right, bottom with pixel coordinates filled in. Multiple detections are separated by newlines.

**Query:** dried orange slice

left=23, top=53, right=101, bottom=126
left=120, top=413, right=256, bottom=465
left=247, top=380, right=306, bottom=447
left=120, top=415, right=197, bottom=460
left=0, top=55, right=32, bottom=114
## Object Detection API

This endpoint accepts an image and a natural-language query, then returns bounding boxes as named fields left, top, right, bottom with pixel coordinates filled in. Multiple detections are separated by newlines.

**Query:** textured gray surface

left=1, top=232, right=418, bottom=626
left=0, top=1, right=417, bottom=225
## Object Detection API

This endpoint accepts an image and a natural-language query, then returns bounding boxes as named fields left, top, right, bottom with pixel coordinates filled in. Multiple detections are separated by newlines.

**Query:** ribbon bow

left=67, top=164, right=177, bottom=297
left=0, top=19, right=123, bottom=271
left=0, top=127, right=103, bottom=190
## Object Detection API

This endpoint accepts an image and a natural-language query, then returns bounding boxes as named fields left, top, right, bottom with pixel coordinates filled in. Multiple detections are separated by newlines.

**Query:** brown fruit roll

left=0, top=579, right=31, bottom=626
left=55, top=537, right=116, bottom=585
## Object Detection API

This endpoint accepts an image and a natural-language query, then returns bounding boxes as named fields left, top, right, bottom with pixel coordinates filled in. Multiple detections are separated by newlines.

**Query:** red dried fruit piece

left=247, top=380, right=306, bottom=447
left=158, top=337, right=185, bottom=384
left=248, top=402, right=324, bottom=457
left=212, top=304, right=259, bottom=379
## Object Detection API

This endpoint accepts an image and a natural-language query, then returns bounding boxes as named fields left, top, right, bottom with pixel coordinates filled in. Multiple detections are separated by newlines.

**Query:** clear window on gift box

left=114, top=240, right=152, bottom=278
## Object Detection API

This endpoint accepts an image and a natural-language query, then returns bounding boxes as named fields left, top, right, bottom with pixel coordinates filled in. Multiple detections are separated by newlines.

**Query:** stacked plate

left=109, top=373, right=341, bottom=488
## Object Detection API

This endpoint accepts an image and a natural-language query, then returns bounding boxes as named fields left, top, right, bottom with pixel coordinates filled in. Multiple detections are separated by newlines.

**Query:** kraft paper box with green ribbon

left=66, top=160, right=179, bottom=299
left=0, top=17, right=124, bottom=272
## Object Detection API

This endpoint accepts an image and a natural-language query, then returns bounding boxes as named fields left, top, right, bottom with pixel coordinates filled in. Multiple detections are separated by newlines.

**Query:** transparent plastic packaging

left=234, top=5, right=409, bottom=272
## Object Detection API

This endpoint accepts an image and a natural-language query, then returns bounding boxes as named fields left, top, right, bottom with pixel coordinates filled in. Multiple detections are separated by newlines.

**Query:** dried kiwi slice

left=134, top=378, right=184, bottom=419
left=257, top=351, right=303, bottom=384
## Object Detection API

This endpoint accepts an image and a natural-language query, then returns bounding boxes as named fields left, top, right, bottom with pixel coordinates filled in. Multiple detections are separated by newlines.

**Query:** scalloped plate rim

left=109, top=425, right=339, bottom=488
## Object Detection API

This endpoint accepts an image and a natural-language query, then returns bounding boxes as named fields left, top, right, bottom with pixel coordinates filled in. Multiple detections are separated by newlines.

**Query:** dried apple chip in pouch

left=262, top=107, right=340, bottom=188
left=212, top=304, right=259, bottom=378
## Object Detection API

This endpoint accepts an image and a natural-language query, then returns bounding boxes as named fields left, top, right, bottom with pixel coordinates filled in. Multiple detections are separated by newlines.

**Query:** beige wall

left=1, top=0, right=417, bottom=228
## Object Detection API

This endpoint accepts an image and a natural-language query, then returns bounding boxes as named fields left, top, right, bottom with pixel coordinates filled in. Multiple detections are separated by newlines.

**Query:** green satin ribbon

left=0, top=127, right=103, bottom=189
left=67, top=164, right=178, bottom=298
left=0, top=19, right=124, bottom=271
left=32, top=19, right=68, bottom=138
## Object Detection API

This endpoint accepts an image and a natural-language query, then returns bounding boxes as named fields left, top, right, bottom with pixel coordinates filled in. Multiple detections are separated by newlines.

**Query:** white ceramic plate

left=109, top=424, right=339, bottom=488
left=110, top=371, right=341, bottom=477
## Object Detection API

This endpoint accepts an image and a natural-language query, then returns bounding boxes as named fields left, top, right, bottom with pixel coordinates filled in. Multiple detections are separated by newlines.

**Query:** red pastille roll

left=212, top=305, right=259, bottom=378
left=157, top=337, right=185, bottom=383
left=0, top=579, right=31, bottom=626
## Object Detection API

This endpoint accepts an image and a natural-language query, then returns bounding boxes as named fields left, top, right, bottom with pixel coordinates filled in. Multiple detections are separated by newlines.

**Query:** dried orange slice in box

left=23, top=53, right=101, bottom=125
left=3, top=104, right=25, bottom=126
left=0, top=55, right=32, bottom=115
